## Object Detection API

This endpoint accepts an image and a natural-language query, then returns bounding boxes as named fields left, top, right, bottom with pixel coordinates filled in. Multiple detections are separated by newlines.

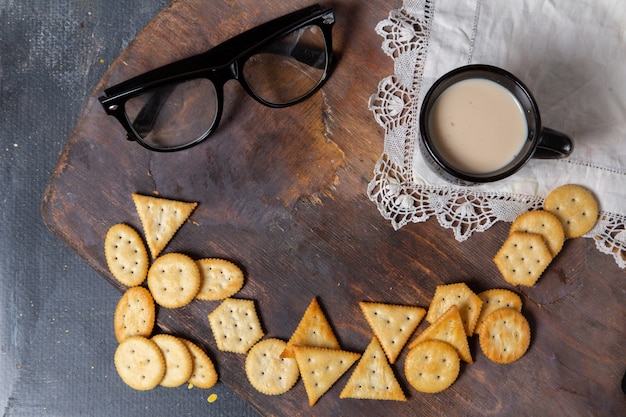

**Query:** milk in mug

left=427, top=78, right=528, bottom=174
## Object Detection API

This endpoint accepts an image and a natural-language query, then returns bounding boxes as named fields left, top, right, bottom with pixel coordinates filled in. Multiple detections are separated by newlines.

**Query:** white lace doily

left=367, top=0, right=626, bottom=269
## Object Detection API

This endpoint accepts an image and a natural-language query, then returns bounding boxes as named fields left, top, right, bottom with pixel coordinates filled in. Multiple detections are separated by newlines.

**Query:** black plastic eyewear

left=99, top=4, right=335, bottom=152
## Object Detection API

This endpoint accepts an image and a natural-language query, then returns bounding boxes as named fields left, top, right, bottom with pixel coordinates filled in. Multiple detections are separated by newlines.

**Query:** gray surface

left=0, top=1, right=259, bottom=416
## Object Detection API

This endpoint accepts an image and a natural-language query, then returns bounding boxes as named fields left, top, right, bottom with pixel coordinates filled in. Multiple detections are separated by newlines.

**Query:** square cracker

left=207, top=298, right=264, bottom=354
left=493, top=231, right=553, bottom=286
left=425, top=282, right=483, bottom=336
left=340, top=337, right=406, bottom=401
left=132, top=193, right=197, bottom=259
left=280, top=297, right=340, bottom=358
left=359, top=302, right=425, bottom=364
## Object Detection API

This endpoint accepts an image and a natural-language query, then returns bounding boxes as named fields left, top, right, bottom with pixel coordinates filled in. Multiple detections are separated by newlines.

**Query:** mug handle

left=533, top=127, right=573, bottom=159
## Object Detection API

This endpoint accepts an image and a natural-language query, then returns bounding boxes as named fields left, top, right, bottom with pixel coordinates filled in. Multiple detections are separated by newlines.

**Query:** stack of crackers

left=494, top=185, right=598, bottom=286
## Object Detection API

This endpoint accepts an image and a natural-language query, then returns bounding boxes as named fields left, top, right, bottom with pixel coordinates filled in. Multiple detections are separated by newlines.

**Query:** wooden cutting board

left=42, top=0, right=626, bottom=415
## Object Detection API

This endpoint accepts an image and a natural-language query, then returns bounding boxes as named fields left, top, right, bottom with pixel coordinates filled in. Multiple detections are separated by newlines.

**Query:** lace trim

left=367, top=0, right=626, bottom=269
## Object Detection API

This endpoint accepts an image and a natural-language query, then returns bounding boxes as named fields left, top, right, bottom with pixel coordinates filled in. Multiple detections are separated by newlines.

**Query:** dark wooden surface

left=42, top=0, right=626, bottom=416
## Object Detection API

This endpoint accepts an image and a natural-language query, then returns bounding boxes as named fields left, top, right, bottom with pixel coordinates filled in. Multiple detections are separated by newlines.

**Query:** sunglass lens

left=243, top=24, right=328, bottom=105
left=124, top=78, right=218, bottom=150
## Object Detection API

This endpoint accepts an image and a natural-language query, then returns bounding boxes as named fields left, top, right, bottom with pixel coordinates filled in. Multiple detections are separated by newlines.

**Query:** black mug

left=419, top=65, right=572, bottom=184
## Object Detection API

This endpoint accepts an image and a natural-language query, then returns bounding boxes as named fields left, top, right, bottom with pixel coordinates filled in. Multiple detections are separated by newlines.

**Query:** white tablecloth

left=368, top=0, right=626, bottom=268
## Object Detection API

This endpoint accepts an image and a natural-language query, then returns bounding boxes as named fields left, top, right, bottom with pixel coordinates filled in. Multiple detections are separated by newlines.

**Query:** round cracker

left=196, top=258, right=245, bottom=301
left=181, top=339, right=218, bottom=389
left=114, top=336, right=165, bottom=391
left=404, top=340, right=460, bottom=393
left=152, top=334, right=194, bottom=388
left=147, top=253, right=201, bottom=308
left=543, top=184, right=598, bottom=238
left=245, top=338, right=300, bottom=395
left=114, top=286, right=155, bottom=343
left=475, top=289, right=522, bottom=334
left=478, top=308, right=531, bottom=364
left=510, top=210, right=565, bottom=256
left=105, top=223, right=149, bottom=287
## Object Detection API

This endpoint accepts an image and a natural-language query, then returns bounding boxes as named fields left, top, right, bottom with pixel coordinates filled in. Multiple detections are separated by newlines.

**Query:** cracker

left=207, top=298, right=264, bottom=354
left=425, top=282, right=483, bottom=336
left=104, top=223, right=149, bottom=287
left=196, top=258, right=244, bottom=301
left=359, top=302, right=425, bottom=364
left=151, top=334, right=194, bottom=388
left=245, top=338, right=299, bottom=395
left=114, top=336, right=165, bottom=391
left=478, top=308, right=531, bottom=364
left=493, top=232, right=553, bottom=287
left=404, top=340, right=460, bottom=393
left=293, top=345, right=360, bottom=406
left=181, top=339, right=218, bottom=389
left=409, top=305, right=472, bottom=363
left=147, top=253, right=201, bottom=308
left=475, top=289, right=523, bottom=334
left=281, top=298, right=340, bottom=359
left=131, top=193, right=197, bottom=259
left=114, top=286, right=155, bottom=343
left=340, top=337, right=406, bottom=401
left=510, top=210, right=565, bottom=256
left=543, top=184, right=598, bottom=238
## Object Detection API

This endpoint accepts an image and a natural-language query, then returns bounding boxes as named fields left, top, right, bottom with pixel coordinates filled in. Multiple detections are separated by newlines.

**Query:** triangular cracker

left=408, top=305, right=472, bottom=363
left=340, top=337, right=406, bottom=401
left=293, top=346, right=360, bottom=406
left=132, top=193, right=197, bottom=259
left=359, top=302, right=425, bottom=364
left=425, top=282, right=483, bottom=336
left=281, top=298, right=340, bottom=358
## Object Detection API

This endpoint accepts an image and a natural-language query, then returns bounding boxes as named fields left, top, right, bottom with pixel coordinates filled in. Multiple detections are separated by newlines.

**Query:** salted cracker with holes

left=131, top=193, right=197, bottom=259
left=245, top=338, right=299, bottom=395
left=114, top=336, right=166, bottom=391
left=280, top=297, right=340, bottom=359
left=152, top=334, right=194, bottom=388
left=425, top=282, right=483, bottom=336
left=478, top=307, right=531, bottom=364
left=408, top=305, right=472, bottom=363
left=359, top=302, right=425, bottom=364
left=340, top=337, right=406, bottom=401
left=493, top=231, right=553, bottom=287
left=104, top=223, right=149, bottom=287
left=113, top=286, right=155, bottom=343
left=543, top=184, right=599, bottom=238
left=207, top=298, right=264, bottom=354
left=293, top=345, right=360, bottom=406
left=147, top=253, right=201, bottom=308
left=475, top=289, right=523, bottom=334
left=196, top=258, right=244, bottom=301
left=404, top=339, right=460, bottom=393
left=510, top=210, right=565, bottom=256
left=181, top=339, right=218, bottom=389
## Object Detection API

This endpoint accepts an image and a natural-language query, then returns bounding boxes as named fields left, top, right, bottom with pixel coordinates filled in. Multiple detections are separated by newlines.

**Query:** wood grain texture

left=42, top=0, right=626, bottom=416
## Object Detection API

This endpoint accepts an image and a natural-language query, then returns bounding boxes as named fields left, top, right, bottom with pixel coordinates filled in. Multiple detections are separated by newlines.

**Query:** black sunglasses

left=99, top=4, right=335, bottom=152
